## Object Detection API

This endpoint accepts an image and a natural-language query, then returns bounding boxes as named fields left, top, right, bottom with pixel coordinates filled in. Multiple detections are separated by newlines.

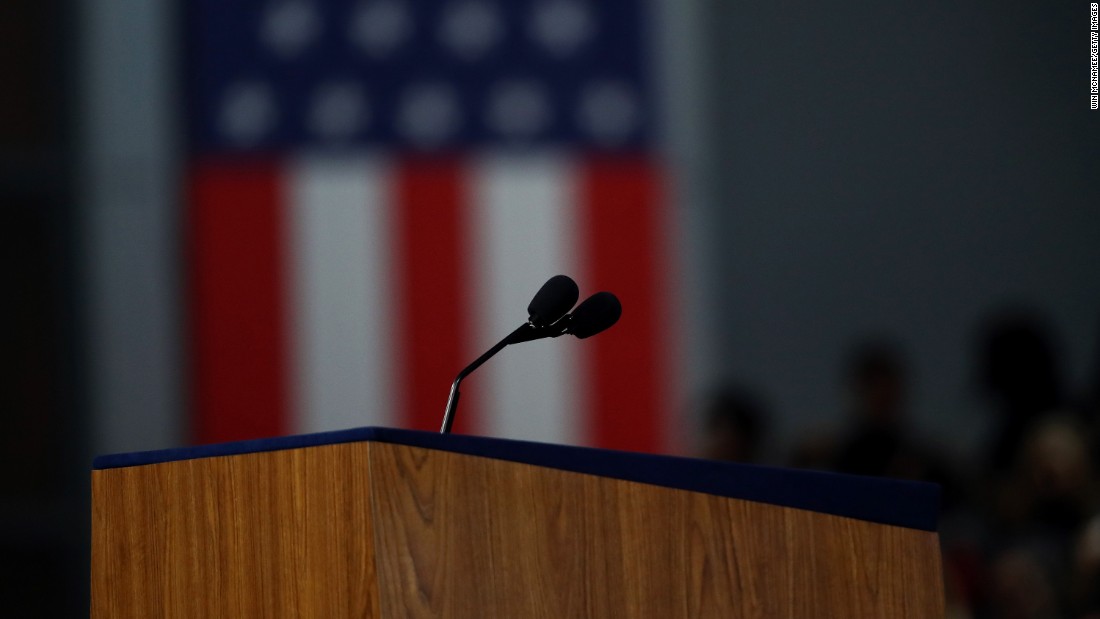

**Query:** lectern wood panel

left=92, top=433, right=943, bottom=618
left=91, top=444, right=379, bottom=618
left=368, top=442, right=944, bottom=619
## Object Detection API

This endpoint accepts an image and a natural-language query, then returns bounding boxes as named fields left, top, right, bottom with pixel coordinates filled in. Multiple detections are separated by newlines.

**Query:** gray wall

left=703, top=1, right=1100, bottom=458
left=81, top=0, right=182, bottom=454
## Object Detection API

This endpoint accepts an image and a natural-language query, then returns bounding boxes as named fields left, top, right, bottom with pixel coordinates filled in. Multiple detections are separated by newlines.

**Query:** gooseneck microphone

left=564, top=291, right=622, bottom=339
left=439, top=275, right=621, bottom=434
left=527, top=274, right=579, bottom=327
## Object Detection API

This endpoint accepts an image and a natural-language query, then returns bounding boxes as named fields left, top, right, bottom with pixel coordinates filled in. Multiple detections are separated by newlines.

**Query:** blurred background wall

left=703, top=1, right=1100, bottom=461
left=1, top=0, right=1097, bottom=615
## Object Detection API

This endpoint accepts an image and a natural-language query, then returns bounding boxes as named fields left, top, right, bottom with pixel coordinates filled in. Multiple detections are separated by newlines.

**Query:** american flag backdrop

left=185, top=0, right=680, bottom=453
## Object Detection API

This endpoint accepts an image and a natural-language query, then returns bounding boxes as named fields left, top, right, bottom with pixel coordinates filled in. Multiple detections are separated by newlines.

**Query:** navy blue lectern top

left=93, top=427, right=939, bottom=532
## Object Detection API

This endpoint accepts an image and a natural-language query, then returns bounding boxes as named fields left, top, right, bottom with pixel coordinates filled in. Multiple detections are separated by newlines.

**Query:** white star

left=260, top=0, right=322, bottom=58
left=577, top=80, right=640, bottom=145
left=486, top=80, right=552, bottom=139
left=397, top=83, right=462, bottom=147
left=218, top=81, right=278, bottom=146
left=349, top=1, right=413, bottom=58
left=438, top=1, right=503, bottom=61
left=530, top=0, right=594, bottom=57
left=308, top=81, right=370, bottom=141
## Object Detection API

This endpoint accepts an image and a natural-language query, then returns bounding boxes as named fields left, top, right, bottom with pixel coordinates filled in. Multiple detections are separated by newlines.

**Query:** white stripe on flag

left=289, top=154, right=394, bottom=432
left=470, top=153, right=580, bottom=445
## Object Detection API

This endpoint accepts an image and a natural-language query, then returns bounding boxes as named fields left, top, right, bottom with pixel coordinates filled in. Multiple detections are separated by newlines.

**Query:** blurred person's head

left=1086, top=311, right=1100, bottom=422
left=1072, top=514, right=1100, bottom=617
left=1019, top=416, right=1095, bottom=530
left=700, top=386, right=768, bottom=463
left=997, top=415, right=1096, bottom=534
left=1022, top=416, right=1093, bottom=499
left=978, top=308, right=1062, bottom=416
left=985, top=542, right=1062, bottom=619
left=978, top=307, right=1065, bottom=475
left=788, top=430, right=835, bottom=471
left=844, top=337, right=906, bottom=425
left=1092, top=311, right=1100, bottom=400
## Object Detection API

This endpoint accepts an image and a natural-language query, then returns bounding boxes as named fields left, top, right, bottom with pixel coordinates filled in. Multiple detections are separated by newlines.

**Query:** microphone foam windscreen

left=568, top=292, right=622, bottom=339
left=527, top=275, right=580, bottom=327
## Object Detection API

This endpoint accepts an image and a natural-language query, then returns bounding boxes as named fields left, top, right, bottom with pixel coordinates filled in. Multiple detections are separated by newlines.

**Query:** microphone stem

left=440, top=324, right=530, bottom=434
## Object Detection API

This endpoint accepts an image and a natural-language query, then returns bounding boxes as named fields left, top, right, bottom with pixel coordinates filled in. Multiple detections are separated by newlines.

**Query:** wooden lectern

left=91, top=427, right=944, bottom=617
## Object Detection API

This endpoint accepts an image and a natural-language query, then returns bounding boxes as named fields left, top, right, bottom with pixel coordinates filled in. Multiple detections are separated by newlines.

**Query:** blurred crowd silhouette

left=700, top=306, right=1100, bottom=619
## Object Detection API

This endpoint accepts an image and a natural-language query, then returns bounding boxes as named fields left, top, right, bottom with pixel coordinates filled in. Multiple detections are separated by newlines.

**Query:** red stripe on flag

left=392, top=158, right=475, bottom=433
left=579, top=157, right=669, bottom=453
left=188, top=160, right=290, bottom=443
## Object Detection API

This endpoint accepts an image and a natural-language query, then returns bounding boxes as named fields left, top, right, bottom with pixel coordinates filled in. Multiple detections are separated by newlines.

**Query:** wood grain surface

left=91, top=443, right=378, bottom=618
left=367, top=442, right=944, bottom=619
left=91, top=440, right=944, bottom=618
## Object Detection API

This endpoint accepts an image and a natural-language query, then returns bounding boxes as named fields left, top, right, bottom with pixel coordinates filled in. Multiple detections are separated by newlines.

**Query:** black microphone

left=527, top=274, right=579, bottom=327
left=566, top=292, right=621, bottom=339
left=439, top=277, right=620, bottom=434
